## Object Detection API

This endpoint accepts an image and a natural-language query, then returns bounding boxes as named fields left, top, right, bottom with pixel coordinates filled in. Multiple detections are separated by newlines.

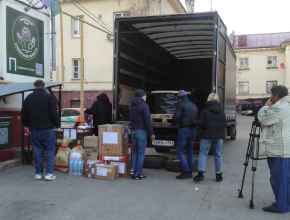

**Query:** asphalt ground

left=0, top=114, right=289, bottom=220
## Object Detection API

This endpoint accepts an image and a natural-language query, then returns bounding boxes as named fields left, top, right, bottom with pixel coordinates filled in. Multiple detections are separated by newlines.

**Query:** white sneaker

left=45, top=173, right=56, bottom=181
left=34, top=173, right=42, bottom=180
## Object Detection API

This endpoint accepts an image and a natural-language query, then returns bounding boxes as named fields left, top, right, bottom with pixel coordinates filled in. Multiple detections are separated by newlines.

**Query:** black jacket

left=198, top=101, right=226, bottom=139
left=21, top=89, right=60, bottom=130
left=129, top=97, right=154, bottom=136
left=85, top=93, right=112, bottom=127
left=171, top=98, right=198, bottom=128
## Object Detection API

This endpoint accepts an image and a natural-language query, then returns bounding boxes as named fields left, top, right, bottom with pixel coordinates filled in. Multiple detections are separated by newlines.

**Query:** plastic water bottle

left=69, top=157, right=74, bottom=175
left=73, top=158, right=78, bottom=175
left=78, top=158, right=84, bottom=175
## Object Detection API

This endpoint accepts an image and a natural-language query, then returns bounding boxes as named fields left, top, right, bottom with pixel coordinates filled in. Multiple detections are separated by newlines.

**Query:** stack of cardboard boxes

left=83, top=136, right=99, bottom=178
left=98, top=124, right=131, bottom=179
left=83, top=124, right=131, bottom=180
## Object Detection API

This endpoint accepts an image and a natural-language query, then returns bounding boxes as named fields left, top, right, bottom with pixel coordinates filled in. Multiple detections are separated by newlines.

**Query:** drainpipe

left=51, top=15, right=56, bottom=71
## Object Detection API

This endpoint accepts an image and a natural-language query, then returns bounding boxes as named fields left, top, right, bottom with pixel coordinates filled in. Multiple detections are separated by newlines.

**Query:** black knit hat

left=135, top=89, right=146, bottom=98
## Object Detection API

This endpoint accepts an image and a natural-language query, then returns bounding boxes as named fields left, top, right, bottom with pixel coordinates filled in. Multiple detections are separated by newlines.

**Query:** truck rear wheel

left=143, top=155, right=169, bottom=169
left=230, top=126, right=237, bottom=140
left=165, top=157, right=198, bottom=172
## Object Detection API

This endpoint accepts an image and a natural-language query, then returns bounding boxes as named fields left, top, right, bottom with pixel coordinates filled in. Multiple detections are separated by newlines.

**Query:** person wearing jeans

left=171, top=90, right=198, bottom=179
left=130, top=130, right=147, bottom=178
left=198, top=139, right=223, bottom=174
left=194, top=93, right=226, bottom=182
left=257, top=85, right=290, bottom=213
left=129, top=89, right=154, bottom=180
left=176, top=128, right=197, bottom=174
left=32, top=129, right=56, bottom=175
left=21, top=80, right=60, bottom=181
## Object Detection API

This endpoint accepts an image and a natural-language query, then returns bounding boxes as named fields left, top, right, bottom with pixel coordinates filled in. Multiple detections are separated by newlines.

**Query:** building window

left=239, top=58, right=249, bottom=69
left=72, top=59, right=84, bottom=79
left=267, top=56, right=277, bottom=68
left=71, top=100, right=80, bottom=108
left=72, top=15, right=84, bottom=37
left=239, top=82, right=249, bottom=94
left=266, top=81, right=277, bottom=93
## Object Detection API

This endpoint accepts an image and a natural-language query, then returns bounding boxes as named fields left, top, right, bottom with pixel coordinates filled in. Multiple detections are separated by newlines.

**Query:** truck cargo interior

left=113, top=12, right=236, bottom=140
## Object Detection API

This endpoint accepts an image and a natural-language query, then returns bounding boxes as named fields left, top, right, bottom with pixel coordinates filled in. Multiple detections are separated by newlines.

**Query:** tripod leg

left=249, top=137, right=259, bottom=209
left=238, top=133, right=255, bottom=198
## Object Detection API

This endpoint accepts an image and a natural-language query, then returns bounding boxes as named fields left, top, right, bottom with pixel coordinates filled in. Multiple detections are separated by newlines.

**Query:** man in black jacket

left=129, top=89, right=155, bottom=180
left=21, top=80, right=60, bottom=181
left=171, top=90, right=198, bottom=179
left=85, top=92, right=112, bottom=136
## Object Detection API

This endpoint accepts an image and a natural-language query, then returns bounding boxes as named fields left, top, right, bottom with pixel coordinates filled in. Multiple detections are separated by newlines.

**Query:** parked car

left=241, top=110, right=253, bottom=116
left=61, top=108, right=92, bottom=128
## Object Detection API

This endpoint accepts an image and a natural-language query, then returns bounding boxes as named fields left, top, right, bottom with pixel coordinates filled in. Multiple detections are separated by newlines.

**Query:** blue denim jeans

left=176, top=128, right=197, bottom=172
left=130, top=129, right=147, bottom=176
left=198, top=139, right=223, bottom=173
left=31, top=129, right=56, bottom=174
left=267, top=157, right=290, bottom=213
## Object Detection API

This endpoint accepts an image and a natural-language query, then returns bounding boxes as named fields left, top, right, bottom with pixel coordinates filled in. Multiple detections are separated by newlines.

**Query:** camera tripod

left=238, top=116, right=266, bottom=209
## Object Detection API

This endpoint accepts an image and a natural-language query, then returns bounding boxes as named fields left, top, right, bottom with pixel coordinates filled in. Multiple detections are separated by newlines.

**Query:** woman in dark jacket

left=85, top=92, right=112, bottom=136
left=193, top=93, right=226, bottom=182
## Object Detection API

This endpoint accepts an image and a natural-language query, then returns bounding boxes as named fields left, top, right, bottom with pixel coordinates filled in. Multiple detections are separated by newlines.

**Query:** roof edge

left=234, top=47, right=280, bottom=52
left=170, top=0, right=187, bottom=13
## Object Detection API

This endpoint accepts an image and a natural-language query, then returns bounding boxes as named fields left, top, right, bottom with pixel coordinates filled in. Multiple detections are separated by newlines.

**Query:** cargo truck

left=112, top=11, right=237, bottom=152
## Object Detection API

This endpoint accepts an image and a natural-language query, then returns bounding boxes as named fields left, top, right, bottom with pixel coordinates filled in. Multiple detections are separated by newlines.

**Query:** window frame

left=239, top=81, right=249, bottom=94
left=71, top=15, right=84, bottom=38
left=266, top=80, right=277, bottom=93
left=72, top=59, right=84, bottom=80
left=70, top=100, right=81, bottom=108
left=267, top=56, right=277, bottom=68
left=239, top=58, right=249, bottom=69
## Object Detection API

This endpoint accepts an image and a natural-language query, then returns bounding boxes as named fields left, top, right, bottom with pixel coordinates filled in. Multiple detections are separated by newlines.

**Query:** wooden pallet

left=151, top=114, right=173, bottom=123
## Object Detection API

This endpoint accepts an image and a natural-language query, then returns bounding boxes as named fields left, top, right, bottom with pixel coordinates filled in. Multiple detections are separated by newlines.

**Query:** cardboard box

left=101, top=154, right=131, bottom=177
left=99, top=154, right=129, bottom=162
left=95, top=164, right=119, bottom=180
left=84, top=136, right=99, bottom=160
left=98, top=124, right=128, bottom=156
left=84, top=136, right=99, bottom=147
left=84, top=161, right=101, bottom=178
left=84, top=147, right=99, bottom=160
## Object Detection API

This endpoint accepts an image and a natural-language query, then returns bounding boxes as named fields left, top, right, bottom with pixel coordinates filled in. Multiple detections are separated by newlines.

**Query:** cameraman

left=257, top=85, right=290, bottom=213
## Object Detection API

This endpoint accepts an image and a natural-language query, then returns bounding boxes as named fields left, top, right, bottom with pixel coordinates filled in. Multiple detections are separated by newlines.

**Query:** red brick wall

left=53, top=91, right=112, bottom=108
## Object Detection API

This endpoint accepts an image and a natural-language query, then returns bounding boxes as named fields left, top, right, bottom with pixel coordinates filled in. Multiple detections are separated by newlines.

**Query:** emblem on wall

left=12, top=16, right=39, bottom=60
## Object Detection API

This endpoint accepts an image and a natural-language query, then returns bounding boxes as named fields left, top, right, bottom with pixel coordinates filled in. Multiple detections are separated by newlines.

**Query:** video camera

left=240, top=97, right=269, bottom=119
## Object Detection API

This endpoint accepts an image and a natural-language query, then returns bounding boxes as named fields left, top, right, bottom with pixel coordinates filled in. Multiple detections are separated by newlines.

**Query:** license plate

left=152, top=140, right=174, bottom=146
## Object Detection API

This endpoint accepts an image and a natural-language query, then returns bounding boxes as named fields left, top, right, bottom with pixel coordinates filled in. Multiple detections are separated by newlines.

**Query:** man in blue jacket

left=171, top=90, right=198, bottom=179
left=129, top=89, right=155, bottom=180
left=21, top=80, right=60, bottom=181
